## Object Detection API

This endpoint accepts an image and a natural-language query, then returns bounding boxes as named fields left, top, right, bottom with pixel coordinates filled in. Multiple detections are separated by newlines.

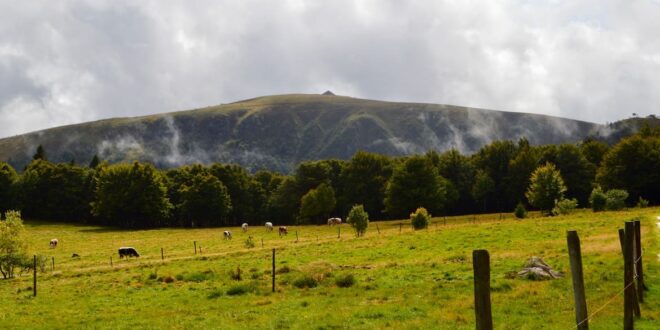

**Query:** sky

left=1, top=0, right=660, bottom=138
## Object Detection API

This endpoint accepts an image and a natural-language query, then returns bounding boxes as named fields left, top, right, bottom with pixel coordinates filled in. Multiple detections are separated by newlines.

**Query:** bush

left=293, top=275, right=318, bottom=289
left=514, top=203, right=527, bottom=219
left=636, top=197, right=649, bottom=208
left=410, top=207, right=430, bottom=230
left=335, top=274, right=356, bottom=288
left=605, top=189, right=628, bottom=210
left=589, top=187, right=607, bottom=212
left=207, top=289, right=223, bottom=299
left=244, top=236, right=255, bottom=249
left=552, top=198, right=578, bottom=216
left=347, top=205, right=369, bottom=237
left=226, top=284, right=250, bottom=296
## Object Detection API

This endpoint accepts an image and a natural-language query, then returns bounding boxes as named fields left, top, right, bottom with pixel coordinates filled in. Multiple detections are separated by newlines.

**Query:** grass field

left=1, top=208, right=659, bottom=329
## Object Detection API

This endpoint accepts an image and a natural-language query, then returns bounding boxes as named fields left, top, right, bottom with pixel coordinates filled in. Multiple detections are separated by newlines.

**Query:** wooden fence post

left=634, top=221, right=645, bottom=298
left=624, top=221, right=635, bottom=329
left=261, top=238, right=264, bottom=248
left=338, top=227, right=340, bottom=239
left=376, top=224, right=380, bottom=234
left=272, top=249, right=276, bottom=293
left=161, top=247, right=164, bottom=261
left=194, top=241, right=197, bottom=255
left=33, top=255, right=37, bottom=297
left=472, top=250, right=493, bottom=330
left=567, top=231, right=588, bottom=329
left=618, top=227, right=641, bottom=317
left=110, top=256, right=113, bottom=267
left=296, top=231, right=298, bottom=243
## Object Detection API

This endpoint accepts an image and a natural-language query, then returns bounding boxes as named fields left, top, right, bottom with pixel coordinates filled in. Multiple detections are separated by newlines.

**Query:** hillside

left=0, top=93, right=638, bottom=172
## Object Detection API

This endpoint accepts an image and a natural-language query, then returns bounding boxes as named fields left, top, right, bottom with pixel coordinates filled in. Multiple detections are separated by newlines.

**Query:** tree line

left=0, top=127, right=658, bottom=228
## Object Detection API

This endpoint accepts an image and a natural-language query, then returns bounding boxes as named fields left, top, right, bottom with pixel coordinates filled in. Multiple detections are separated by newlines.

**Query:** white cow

left=49, top=238, right=58, bottom=248
left=327, top=217, right=342, bottom=226
left=242, top=223, right=248, bottom=232
left=265, top=222, right=273, bottom=231
left=223, top=231, right=232, bottom=240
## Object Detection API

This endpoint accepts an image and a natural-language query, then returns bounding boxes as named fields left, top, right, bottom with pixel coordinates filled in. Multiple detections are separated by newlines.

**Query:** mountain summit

left=0, top=94, right=630, bottom=172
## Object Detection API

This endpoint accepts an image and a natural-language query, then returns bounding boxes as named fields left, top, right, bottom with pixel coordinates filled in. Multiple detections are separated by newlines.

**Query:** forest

left=0, top=126, right=658, bottom=228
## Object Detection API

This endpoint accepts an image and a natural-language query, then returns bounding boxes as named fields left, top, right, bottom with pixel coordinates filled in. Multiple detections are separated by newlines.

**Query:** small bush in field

left=335, top=274, right=356, bottom=288
left=347, top=205, right=369, bottom=237
left=410, top=207, right=430, bottom=230
left=293, top=275, right=318, bottom=289
left=552, top=198, right=577, bottom=216
left=605, top=189, right=628, bottom=210
left=514, top=203, right=527, bottom=219
left=636, top=196, right=649, bottom=208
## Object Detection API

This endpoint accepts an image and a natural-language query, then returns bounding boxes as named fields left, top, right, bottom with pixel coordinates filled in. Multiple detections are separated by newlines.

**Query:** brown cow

left=278, top=226, right=288, bottom=237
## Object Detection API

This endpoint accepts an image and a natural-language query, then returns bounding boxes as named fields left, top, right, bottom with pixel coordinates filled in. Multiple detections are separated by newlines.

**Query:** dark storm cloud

left=1, top=0, right=660, bottom=138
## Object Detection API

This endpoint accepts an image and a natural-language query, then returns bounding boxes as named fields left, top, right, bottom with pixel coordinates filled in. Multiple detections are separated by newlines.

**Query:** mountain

left=0, top=93, right=647, bottom=172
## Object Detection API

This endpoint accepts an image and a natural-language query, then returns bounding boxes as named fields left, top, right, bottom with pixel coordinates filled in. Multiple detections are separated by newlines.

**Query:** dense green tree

left=580, top=139, right=609, bottom=166
left=0, top=163, right=18, bottom=213
left=294, top=161, right=332, bottom=194
left=540, top=144, right=595, bottom=205
left=589, top=187, right=607, bottom=212
left=209, top=164, right=259, bottom=225
left=92, top=162, right=172, bottom=228
left=384, top=156, right=450, bottom=218
left=472, top=170, right=495, bottom=212
left=410, top=207, right=430, bottom=230
left=337, top=151, right=392, bottom=219
left=298, top=183, right=336, bottom=224
left=347, top=204, right=369, bottom=237
left=472, top=140, right=518, bottom=212
left=178, top=173, right=231, bottom=227
left=434, top=150, right=475, bottom=214
left=597, top=134, right=660, bottom=203
left=525, top=163, right=567, bottom=215
left=505, top=144, right=540, bottom=209
left=268, top=177, right=299, bottom=224
left=16, top=160, right=94, bottom=221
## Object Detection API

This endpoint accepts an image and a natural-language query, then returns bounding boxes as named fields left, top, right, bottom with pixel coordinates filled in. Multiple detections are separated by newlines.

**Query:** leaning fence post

left=376, top=224, right=380, bottom=234
left=634, top=220, right=645, bottom=299
left=161, top=247, right=164, bottom=261
left=624, top=221, right=635, bottom=329
left=272, top=249, right=276, bottom=292
left=567, top=231, right=588, bottom=329
left=472, top=250, right=493, bottom=330
left=194, top=241, right=197, bottom=255
left=338, top=227, right=340, bottom=239
left=51, top=257, right=55, bottom=272
left=33, top=255, right=37, bottom=297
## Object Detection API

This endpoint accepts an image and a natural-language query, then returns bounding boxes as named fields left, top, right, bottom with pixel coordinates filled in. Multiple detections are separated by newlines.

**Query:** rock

left=517, top=256, right=563, bottom=280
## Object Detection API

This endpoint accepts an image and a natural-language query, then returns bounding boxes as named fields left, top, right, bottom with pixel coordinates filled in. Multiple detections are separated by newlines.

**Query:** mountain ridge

left=0, top=93, right=648, bottom=172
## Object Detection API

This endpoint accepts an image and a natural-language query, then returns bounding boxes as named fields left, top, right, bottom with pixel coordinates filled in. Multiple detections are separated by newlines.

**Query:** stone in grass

left=517, top=257, right=563, bottom=280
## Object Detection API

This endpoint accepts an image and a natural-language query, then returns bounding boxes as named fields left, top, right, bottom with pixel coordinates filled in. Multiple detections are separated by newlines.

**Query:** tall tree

left=0, top=163, right=18, bottom=213
left=209, top=164, right=258, bottom=225
left=178, top=173, right=231, bottom=227
left=337, top=151, right=392, bottom=219
left=434, top=149, right=476, bottom=214
left=32, top=145, right=47, bottom=161
left=526, top=163, right=567, bottom=214
left=89, top=154, right=101, bottom=169
left=298, top=183, right=336, bottom=224
left=384, top=156, right=450, bottom=218
left=92, top=162, right=172, bottom=228
left=472, top=140, right=518, bottom=212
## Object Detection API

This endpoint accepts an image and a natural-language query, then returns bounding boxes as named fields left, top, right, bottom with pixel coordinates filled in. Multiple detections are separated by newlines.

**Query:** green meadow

left=1, top=208, right=659, bottom=329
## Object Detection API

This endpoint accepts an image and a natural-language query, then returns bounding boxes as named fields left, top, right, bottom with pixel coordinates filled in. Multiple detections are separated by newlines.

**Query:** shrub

left=229, top=266, right=242, bottom=281
left=275, top=266, right=291, bottom=274
left=589, top=187, right=607, bottom=212
left=552, top=198, right=578, bottom=216
left=636, top=197, right=649, bottom=208
left=226, top=284, right=250, bottom=296
left=244, top=236, right=255, bottom=249
left=410, top=207, right=430, bottom=230
left=347, top=205, right=369, bottom=237
left=335, top=274, right=356, bottom=288
left=514, top=203, right=527, bottom=219
left=207, top=289, right=223, bottom=299
left=293, top=275, right=318, bottom=289
left=605, top=189, right=628, bottom=210
left=525, top=163, right=567, bottom=215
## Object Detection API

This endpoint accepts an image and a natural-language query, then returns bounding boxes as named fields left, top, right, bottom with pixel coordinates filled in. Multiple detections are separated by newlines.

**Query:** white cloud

left=1, top=0, right=660, bottom=138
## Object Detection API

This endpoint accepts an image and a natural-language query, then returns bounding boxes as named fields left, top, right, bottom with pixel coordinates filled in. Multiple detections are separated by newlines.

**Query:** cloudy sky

left=1, top=0, right=660, bottom=138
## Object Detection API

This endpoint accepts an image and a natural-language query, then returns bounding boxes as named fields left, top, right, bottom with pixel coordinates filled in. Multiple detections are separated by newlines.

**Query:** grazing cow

left=118, top=247, right=140, bottom=259
left=278, top=226, right=288, bottom=236
left=327, top=217, right=342, bottom=226
left=224, top=230, right=232, bottom=240
left=242, top=223, right=248, bottom=232
left=265, top=222, right=273, bottom=231
left=49, top=238, right=58, bottom=248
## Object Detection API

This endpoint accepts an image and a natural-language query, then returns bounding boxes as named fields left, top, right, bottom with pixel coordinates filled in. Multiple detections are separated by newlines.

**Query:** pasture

left=1, top=208, right=659, bottom=329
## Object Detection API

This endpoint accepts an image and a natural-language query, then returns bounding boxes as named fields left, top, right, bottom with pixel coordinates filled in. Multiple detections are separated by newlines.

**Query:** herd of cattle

left=47, top=218, right=343, bottom=259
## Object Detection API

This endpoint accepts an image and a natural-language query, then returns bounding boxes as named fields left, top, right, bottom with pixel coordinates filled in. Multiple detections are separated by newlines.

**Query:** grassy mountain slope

left=0, top=93, right=620, bottom=172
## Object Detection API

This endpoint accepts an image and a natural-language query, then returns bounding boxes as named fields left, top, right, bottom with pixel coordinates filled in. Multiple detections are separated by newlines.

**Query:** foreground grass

left=1, top=208, right=659, bottom=329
